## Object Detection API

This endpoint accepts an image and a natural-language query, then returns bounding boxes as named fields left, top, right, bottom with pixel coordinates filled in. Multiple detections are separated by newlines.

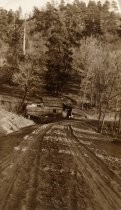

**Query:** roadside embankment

left=0, top=106, right=34, bottom=134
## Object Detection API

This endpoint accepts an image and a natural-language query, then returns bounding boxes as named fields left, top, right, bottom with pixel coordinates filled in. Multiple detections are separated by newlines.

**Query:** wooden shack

left=26, top=96, right=63, bottom=118
left=42, top=96, right=63, bottom=114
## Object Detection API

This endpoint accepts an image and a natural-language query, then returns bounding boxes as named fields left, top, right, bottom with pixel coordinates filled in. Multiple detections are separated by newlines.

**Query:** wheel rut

left=68, top=125, right=121, bottom=210
left=0, top=121, right=121, bottom=210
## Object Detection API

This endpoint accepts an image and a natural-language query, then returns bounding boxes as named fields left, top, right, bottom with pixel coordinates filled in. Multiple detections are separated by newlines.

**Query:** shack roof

left=42, top=97, right=63, bottom=107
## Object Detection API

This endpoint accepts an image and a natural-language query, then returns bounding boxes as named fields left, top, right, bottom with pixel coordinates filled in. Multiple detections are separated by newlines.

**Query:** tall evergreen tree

left=84, top=0, right=102, bottom=36
left=45, top=11, right=72, bottom=94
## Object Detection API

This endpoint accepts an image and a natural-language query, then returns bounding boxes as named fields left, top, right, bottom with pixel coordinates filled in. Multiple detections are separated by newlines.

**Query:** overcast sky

left=0, top=0, right=120, bottom=15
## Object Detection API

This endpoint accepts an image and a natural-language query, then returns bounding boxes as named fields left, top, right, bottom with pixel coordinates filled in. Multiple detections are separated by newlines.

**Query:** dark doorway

left=63, top=103, right=72, bottom=118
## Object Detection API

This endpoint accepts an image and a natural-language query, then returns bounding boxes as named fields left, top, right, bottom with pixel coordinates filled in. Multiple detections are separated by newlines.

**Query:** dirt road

left=0, top=120, right=121, bottom=210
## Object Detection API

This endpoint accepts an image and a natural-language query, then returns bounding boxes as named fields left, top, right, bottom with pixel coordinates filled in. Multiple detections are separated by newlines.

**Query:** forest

left=0, top=0, right=121, bottom=133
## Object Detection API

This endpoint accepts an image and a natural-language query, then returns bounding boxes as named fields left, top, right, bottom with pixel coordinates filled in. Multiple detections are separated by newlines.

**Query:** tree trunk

left=90, top=80, right=93, bottom=108
left=81, top=80, right=88, bottom=110
left=117, top=109, right=121, bottom=134
left=113, top=112, right=118, bottom=136
left=18, top=85, right=28, bottom=114
left=112, top=98, right=119, bottom=136
left=100, top=72, right=118, bottom=134
left=97, top=90, right=102, bottom=132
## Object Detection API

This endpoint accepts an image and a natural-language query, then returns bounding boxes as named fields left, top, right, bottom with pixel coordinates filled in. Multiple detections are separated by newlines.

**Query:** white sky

left=0, top=0, right=120, bottom=15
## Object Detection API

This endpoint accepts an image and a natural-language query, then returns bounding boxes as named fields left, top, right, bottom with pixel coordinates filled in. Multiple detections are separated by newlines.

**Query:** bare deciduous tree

left=12, top=59, right=34, bottom=113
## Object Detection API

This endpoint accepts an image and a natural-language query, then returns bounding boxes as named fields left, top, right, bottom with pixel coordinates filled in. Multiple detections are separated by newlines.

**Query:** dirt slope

left=0, top=107, right=34, bottom=134
left=0, top=120, right=121, bottom=210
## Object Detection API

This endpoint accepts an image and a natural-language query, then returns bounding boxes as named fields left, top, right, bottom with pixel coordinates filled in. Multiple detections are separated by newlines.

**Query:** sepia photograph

left=0, top=0, right=121, bottom=209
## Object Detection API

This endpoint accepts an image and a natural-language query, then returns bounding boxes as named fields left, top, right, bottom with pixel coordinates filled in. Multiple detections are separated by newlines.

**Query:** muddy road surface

left=0, top=120, right=121, bottom=210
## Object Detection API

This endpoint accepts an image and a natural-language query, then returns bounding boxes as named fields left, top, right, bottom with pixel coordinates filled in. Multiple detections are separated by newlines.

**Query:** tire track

left=68, top=125, right=121, bottom=210
left=0, top=155, right=12, bottom=172
left=0, top=124, right=53, bottom=210
left=1, top=121, right=121, bottom=210
left=23, top=124, right=54, bottom=210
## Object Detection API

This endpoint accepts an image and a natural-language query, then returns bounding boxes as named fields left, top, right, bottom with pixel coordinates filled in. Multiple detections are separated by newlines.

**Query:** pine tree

left=45, top=11, right=72, bottom=94
left=84, top=0, right=102, bottom=36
